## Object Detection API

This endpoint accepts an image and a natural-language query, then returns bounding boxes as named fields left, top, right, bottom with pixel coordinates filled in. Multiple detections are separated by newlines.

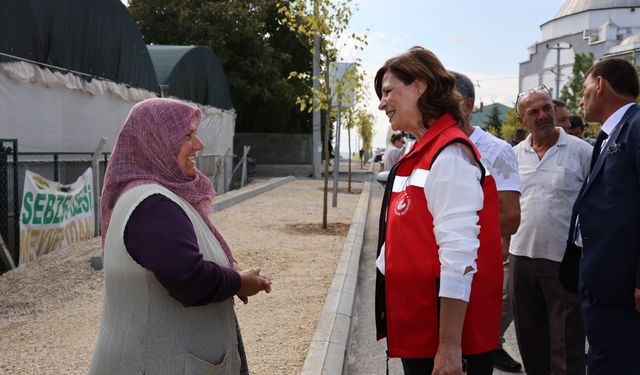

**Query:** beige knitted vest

left=89, top=184, right=240, bottom=375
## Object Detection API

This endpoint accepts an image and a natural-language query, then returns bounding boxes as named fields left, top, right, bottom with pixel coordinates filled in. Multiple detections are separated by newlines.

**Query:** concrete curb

left=90, top=176, right=296, bottom=270
left=301, top=180, right=372, bottom=375
left=213, top=176, right=296, bottom=211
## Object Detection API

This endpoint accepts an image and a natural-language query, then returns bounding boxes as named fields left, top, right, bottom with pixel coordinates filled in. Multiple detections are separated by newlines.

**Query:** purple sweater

left=123, top=194, right=241, bottom=307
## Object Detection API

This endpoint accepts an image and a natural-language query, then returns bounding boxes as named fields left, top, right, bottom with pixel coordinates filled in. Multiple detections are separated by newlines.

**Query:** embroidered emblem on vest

left=394, top=192, right=411, bottom=216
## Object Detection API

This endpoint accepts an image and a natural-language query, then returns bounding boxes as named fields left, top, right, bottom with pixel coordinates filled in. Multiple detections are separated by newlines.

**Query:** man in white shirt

left=509, top=87, right=592, bottom=375
left=453, top=72, right=522, bottom=373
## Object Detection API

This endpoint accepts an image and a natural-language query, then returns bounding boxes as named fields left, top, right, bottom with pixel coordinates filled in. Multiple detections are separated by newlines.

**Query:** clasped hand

left=234, top=262, right=272, bottom=304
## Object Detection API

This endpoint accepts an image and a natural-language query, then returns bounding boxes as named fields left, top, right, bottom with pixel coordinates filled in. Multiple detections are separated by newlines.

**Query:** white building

left=519, top=0, right=640, bottom=97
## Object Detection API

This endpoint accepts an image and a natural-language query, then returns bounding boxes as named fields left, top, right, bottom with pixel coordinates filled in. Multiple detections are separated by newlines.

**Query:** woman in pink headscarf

left=89, top=98, right=270, bottom=375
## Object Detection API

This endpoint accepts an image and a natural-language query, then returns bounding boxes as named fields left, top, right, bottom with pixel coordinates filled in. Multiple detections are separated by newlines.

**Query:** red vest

left=375, top=113, right=502, bottom=358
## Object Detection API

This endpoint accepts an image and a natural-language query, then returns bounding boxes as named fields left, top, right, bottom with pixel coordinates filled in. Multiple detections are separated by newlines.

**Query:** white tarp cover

left=0, top=61, right=235, bottom=157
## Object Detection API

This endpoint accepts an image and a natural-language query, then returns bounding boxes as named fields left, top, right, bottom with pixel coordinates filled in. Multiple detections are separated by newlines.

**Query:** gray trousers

left=508, top=255, right=585, bottom=375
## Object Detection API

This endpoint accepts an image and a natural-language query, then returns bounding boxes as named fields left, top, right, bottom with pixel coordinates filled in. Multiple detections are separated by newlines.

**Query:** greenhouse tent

left=0, top=0, right=159, bottom=153
left=147, top=45, right=236, bottom=162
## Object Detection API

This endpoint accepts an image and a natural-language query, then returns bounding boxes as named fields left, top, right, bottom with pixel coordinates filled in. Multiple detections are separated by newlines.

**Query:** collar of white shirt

left=601, top=102, right=635, bottom=136
left=469, top=126, right=484, bottom=144
left=522, top=127, right=568, bottom=152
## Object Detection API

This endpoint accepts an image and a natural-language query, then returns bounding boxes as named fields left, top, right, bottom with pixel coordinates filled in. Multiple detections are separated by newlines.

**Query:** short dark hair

left=586, top=58, right=640, bottom=98
left=390, top=133, right=404, bottom=143
left=375, top=46, right=463, bottom=126
left=451, top=71, right=475, bottom=100
left=569, top=115, right=585, bottom=130
left=552, top=99, right=567, bottom=108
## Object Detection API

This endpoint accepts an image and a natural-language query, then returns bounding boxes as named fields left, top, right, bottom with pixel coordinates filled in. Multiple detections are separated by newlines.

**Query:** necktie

left=589, top=130, right=608, bottom=171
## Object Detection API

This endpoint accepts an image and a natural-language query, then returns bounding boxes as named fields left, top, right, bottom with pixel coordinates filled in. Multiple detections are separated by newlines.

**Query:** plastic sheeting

left=0, top=61, right=235, bottom=159
left=0, top=0, right=159, bottom=93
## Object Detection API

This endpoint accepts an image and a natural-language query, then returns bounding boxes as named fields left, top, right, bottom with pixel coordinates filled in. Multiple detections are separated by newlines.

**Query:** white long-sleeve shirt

left=376, top=143, right=484, bottom=302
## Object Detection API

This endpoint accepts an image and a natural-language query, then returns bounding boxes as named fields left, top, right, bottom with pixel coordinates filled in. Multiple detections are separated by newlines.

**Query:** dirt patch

left=316, top=184, right=363, bottom=195
left=283, top=222, right=351, bottom=236
left=0, top=178, right=362, bottom=375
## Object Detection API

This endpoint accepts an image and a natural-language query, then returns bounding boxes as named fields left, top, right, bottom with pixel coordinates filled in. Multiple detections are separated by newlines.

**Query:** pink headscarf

left=101, top=98, right=234, bottom=263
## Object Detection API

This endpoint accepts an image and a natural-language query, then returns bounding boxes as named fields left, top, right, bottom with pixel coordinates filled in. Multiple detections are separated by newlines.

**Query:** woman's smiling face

left=377, top=71, right=425, bottom=135
left=176, top=120, right=204, bottom=178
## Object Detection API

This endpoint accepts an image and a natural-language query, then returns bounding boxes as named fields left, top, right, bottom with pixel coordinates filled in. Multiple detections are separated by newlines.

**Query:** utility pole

left=546, top=42, right=572, bottom=99
left=311, top=0, right=321, bottom=179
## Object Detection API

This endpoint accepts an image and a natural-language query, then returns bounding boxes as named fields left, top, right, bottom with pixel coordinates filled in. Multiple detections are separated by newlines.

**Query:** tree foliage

left=484, top=104, right=503, bottom=138
left=128, top=0, right=312, bottom=133
left=499, top=108, right=524, bottom=142
left=559, top=52, right=594, bottom=114
left=356, top=110, right=374, bottom=157
left=277, top=0, right=366, bottom=115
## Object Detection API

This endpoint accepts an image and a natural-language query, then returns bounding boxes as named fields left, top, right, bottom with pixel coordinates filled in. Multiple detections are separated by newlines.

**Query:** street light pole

left=311, top=0, right=321, bottom=179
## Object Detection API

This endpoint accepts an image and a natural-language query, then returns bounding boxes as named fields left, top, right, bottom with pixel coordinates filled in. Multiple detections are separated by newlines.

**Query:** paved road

left=344, top=179, right=526, bottom=374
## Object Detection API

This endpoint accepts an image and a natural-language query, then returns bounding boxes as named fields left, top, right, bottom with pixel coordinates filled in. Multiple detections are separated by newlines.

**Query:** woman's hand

left=258, top=269, right=272, bottom=293
left=432, top=343, right=463, bottom=375
left=235, top=264, right=272, bottom=304
left=232, top=263, right=250, bottom=304
left=432, top=297, right=467, bottom=375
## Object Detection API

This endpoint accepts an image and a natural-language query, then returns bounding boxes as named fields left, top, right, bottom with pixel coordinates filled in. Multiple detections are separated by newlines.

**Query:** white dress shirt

left=599, top=103, right=635, bottom=144
left=376, top=143, right=483, bottom=302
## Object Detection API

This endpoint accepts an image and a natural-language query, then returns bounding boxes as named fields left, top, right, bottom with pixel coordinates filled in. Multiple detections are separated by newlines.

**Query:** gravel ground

left=0, top=177, right=363, bottom=375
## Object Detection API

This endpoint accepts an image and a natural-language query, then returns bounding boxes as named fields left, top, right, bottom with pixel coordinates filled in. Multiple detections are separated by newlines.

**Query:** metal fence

left=0, top=144, right=109, bottom=274
left=0, top=140, right=18, bottom=273
left=0, top=143, right=253, bottom=274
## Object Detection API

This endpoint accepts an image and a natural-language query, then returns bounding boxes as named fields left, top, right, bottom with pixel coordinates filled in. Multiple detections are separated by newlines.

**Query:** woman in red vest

left=374, top=47, right=503, bottom=375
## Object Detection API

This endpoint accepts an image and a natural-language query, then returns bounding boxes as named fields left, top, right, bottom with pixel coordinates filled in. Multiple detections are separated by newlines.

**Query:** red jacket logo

left=394, top=192, right=411, bottom=216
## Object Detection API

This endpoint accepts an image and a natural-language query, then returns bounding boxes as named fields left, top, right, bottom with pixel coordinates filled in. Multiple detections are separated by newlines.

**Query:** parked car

left=372, top=147, right=385, bottom=163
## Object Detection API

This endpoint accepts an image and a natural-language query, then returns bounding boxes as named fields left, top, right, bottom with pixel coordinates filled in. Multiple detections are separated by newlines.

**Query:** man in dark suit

left=561, top=58, right=640, bottom=374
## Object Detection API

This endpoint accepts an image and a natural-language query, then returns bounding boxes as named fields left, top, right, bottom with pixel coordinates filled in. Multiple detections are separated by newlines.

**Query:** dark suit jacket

left=560, top=104, right=640, bottom=305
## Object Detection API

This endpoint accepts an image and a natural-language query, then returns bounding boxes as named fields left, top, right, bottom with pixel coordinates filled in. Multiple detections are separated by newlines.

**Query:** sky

left=121, top=0, right=565, bottom=151
left=336, top=0, right=565, bottom=150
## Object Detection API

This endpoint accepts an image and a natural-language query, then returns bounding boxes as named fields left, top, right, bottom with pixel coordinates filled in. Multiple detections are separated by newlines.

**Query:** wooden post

left=92, top=138, right=107, bottom=237
left=241, top=146, right=251, bottom=188
left=0, top=233, right=16, bottom=270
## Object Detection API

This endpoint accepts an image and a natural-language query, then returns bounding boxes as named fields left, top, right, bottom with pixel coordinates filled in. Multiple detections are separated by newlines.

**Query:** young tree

left=356, top=110, right=374, bottom=165
left=277, top=0, right=367, bottom=228
left=559, top=52, right=595, bottom=114
left=337, top=68, right=368, bottom=193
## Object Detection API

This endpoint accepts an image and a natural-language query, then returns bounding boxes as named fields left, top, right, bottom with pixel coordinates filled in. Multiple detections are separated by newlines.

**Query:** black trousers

left=400, top=351, right=493, bottom=375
